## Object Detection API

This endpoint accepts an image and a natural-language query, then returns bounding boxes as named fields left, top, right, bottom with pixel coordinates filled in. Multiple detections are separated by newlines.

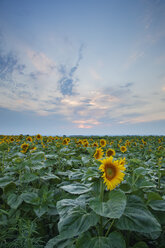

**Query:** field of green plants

left=0, top=135, right=165, bottom=248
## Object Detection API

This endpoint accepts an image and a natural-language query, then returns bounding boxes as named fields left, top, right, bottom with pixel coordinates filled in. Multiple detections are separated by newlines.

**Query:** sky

left=0, top=0, right=165, bottom=136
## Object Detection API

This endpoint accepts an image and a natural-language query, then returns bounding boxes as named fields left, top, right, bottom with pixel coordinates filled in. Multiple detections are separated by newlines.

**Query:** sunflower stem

left=105, top=219, right=114, bottom=237
left=99, top=180, right=104, bottom=236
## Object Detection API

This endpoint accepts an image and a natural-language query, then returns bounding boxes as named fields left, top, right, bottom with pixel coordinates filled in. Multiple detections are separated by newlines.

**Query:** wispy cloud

left=58, top=44, right=84, bottom=96
left=0, top=51, right=25, bottom=82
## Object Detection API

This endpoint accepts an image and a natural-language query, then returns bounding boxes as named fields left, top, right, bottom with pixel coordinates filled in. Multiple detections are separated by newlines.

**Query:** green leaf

left=89, top=190, right=126, bottom=219
left=57, top=196, right=87, bottom=219
left=149, top=200, right=165, bottom=211
left=76, top=232, right=126, bottom=248
left=147, top=192, right=162, bottom=203
left=21, top=192, right=38, bottom=205
left=60, top=182, right=92, bottom=194
left=58, top=207, right=99, bottom=238
left=119, top=182, right=131, bottom=193
left=0, top=143, right=8, bottom=151
left=108, top=231, right=126, bottom=248
left=77, top=237, right=112, bottom=248
left=115, top=195, right=161, bottom=233
left=31, top=152, right=45, bottom=162
left=41, top=173, right=60, bottom=181
left=0, top=177, right=13, bottom=187
left=7, top=193, right=23, bottom=209
left=134, top=167, right=147, bottom=175
left=45, top=235, right=74, bottom=248
left=4, top=182, right=16, bottom=194
left=33, top=205, right=47, bottom=217
left=132, top=241, right=148, bottom=248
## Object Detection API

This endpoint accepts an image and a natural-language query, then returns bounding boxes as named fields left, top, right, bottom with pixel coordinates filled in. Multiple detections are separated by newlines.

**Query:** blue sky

left=0, top=0, right=165, bottom=135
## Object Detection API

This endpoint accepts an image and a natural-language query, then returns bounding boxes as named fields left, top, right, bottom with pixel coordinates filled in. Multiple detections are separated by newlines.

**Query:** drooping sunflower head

left=120, top=146, right=127, bottom=153
left=106, top=148, right=115, bottom=157
left=100, top=139, right=106, bottom=147
left=94, top=147, right=104, bottom=160
left=99, top=157, right=126, bottom=191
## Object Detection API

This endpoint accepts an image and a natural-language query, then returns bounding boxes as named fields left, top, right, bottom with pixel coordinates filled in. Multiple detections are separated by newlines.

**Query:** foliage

left=0, top=134, right=164, bottom=247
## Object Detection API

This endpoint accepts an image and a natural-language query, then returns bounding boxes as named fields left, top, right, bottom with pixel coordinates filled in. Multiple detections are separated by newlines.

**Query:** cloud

left=58, top=44, right=84, bottom=96
left=0, top=41, right=164, bottom=129
left=72, top=119, right=100, bottom=129
left=27, top=49, right=56, bottom=73
left=0, top=51, right=25, bottom=81
left=120, top=82, right=134, bottom=88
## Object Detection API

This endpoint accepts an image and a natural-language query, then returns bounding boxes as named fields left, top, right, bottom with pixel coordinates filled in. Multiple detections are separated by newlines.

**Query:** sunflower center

left=105, top=164, right=116, bottom=180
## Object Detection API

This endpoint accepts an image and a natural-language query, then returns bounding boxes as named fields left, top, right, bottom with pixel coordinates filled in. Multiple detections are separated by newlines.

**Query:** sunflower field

left=0, top=135, right=165, bottom=248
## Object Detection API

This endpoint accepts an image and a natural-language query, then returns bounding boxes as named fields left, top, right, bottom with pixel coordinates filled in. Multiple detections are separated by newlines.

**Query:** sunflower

left=36, top=134, right=42, bottom=140
left=83, top=140, right=89, bottom=147
left=100, top=139, right=106, bottom=147
left=10, top=137, right=15, bottom=142
left=93, top=142, right=98, bottom=147
left=94, top=147, right=104, bottom=160
left=62, top=138, right=69, bottom=145
left=120, top=146, right=127, bottom=153
left=110, top=141, right=114, bottom=146
left=106, top=148, right=115, bottom=157
left=99, top=157, right=126, bottom=191
left=21, top=143, right=29, bottom=150
left=30, top=146, right=37, bottom=153
left=77, top=139, right=83, bottom=145
left=158, top=146, right=164, bottom=151
left=26, top=136, right=33, bottom=142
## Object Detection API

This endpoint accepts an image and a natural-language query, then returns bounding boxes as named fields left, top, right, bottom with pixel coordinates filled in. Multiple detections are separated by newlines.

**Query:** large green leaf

left=58, top=206, right=99, bottom=238
left=131, top=241, right=148, bottom=248
left=0, top=177, right=13, bottom=187
left=57, top=196, right=87, bottom=219
left=30, top=151, right=45, bottom=162
left=7, top=193, right=23, bottom=209
left=76, top=231, right=126, bottom=248
left=45, top=235, right=74, bottom=248
left=115, top=195, right=161, bottom=233
left=149, top=200, right=165, bottom=211
left=60, top=182, right=92, bottom=194
left=89, top=190, right=126, bottom=219
left=33, top=205, right=47, bottom=217
left=21, top=192, right=38, bottom=205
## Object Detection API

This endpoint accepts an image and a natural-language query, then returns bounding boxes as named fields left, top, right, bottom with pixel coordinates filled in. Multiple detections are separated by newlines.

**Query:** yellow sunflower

left=83, top=140, right=89, bottom=147
left=10, top=137, right=15, bottom=142
left=99, top=157, right=126, bottom=191
left=120, top=146, right=127, bottom=153
left=94, top=147, right=104, bottom=160
left=36, top=134, right=42, bottom=140
left=62, top=138, right=69, bottom=145
left=100, top=139, right=106, bottom=147
left=158, top=146, right=164, bottom=151
left=93, top=142, right=98, bottom=147
left=21, top=143, right=29, bottom=150
left=30, top=146, right=37, bottom=153
left=106, top=148, right=115, bottom=157
left=26, top=136, right=33, bottom=142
